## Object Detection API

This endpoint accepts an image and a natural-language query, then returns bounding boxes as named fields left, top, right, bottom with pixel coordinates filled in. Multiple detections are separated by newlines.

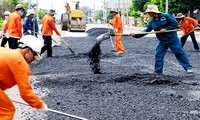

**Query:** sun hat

left=110, top=8, right=118, bottom=13
left=144, top=4, right=161, bottom=14
left=26, top=9, right=35, bottom=16
left=175, top=13, right=185, bottom=19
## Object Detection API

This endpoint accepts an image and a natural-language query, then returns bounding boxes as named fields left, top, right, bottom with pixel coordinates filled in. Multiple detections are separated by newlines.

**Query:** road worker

left=75, top=1, right=80, bottom=10
left=0, top=35, right=48, bottom=120
left=109, top=9, right=125, bottom=56
left=0, top=11, right=10, bottom=47
left=3, top=4, right=25, bottom=49
left=175, top=13, right=199, bottom=51
left=65, top=2, right=71, bottom=14
left=23, top=9, right=39, bottom=37
left=130, top=4, right=193, bottom=74
left=41, top=9, right=61, bottom=57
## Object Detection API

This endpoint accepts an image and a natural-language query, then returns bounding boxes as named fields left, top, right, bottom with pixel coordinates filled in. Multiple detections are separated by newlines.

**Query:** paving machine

left=61, top=6, right=86, bottom=32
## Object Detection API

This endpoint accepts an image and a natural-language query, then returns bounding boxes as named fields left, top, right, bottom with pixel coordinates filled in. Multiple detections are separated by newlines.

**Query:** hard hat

left=4, top=11, right=11, bottom=16
left=18, top=35, right=42, bottom=60
left=15, top=4, right=25, bottom=10
left=48, top=9, right=56, bottom=15
left=26, top=9, right=35, bottom=16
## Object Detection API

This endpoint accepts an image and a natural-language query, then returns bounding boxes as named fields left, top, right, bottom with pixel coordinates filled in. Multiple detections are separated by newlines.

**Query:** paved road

left=2, top=23, right=200, bottom=120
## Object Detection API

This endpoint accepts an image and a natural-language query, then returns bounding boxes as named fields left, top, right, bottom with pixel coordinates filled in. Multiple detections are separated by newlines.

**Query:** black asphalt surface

left=19, top=28, right=200, bottom=120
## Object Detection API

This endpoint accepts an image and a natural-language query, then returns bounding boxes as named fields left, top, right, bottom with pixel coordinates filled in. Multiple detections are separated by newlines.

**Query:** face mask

left=5, top=16, right=8, bottom=19
left=18, top=10, right=24, bottom=16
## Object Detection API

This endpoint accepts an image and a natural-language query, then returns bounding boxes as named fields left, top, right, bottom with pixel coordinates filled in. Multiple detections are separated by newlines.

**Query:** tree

left=95, top=10, right=103, bottom=20
left=180, top=0, right=200, bottom=17
left=134, top=0, right=149, bottom=12
left=129, top=0, right=200, bottom=17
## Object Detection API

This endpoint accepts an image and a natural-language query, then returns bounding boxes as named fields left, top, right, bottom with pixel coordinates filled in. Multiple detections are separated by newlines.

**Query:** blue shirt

left=137, top=13, right=179, bottom=43
left=23, top=17, right=39, bottom=37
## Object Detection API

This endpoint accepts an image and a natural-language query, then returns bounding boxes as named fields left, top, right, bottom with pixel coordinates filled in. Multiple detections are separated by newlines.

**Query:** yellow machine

left=61, top=9, right=86, bottom=32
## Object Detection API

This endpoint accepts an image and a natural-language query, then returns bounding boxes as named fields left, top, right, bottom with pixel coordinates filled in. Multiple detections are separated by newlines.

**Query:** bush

left=0, top=17, right=3, bottom=29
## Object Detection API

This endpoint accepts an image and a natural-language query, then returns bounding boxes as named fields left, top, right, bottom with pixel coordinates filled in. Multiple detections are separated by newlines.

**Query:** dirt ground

left=9, top=27, right=200, bottom=120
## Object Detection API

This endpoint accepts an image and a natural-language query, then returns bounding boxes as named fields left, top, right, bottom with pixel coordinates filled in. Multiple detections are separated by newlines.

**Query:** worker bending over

left=0, top=35, right=48, bottom=120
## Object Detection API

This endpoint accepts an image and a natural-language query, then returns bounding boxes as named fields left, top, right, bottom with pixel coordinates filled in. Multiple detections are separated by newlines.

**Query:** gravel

left=16, top=28, right=200, bottom=120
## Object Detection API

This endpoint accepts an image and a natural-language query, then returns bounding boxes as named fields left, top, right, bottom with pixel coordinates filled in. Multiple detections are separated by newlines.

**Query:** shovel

left=12, top=100, right=88, bottom=120
left=97, top=29, right=180, bottom=42
left=60, top=37, right=78, bottom=55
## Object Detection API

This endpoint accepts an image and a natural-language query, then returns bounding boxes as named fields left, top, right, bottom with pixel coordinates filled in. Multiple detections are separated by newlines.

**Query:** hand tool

left=12, top=99, right=88, bottom=120
left=97, top=29, right=180, bottom=42
left=60, top=36, right=78, bottom=55
left=107, top=23, right=115, bottom=50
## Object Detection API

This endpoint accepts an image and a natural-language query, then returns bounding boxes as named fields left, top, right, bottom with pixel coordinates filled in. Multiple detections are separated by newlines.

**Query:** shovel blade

left=96, top=33, right=111, bottom=42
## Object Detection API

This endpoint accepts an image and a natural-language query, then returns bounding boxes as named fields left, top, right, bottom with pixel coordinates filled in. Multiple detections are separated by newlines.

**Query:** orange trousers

left=0, top=88, right=15, bottom=120
left=115, top=31, right=125, bottom=52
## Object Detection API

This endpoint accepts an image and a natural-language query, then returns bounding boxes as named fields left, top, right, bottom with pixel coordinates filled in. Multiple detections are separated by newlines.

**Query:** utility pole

left=122, top=0, right=125, bottom=24
left=118, top=0, right=120, bottom=12
left=165, top=0, right=168, bottom=13
left=126, top=0, right=129, bottom=25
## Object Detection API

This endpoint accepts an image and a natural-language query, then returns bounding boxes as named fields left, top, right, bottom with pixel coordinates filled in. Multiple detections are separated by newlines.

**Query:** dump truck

left=61, top=1, right=86, bottom=32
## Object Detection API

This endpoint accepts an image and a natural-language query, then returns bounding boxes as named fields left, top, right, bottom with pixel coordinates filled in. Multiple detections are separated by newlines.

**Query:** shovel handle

left=113, top=29, right=180, bottom=36
left=12, top=100, right=88, bottom=120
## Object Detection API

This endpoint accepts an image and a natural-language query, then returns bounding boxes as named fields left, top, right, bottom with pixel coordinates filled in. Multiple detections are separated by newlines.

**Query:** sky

left=31, top=0, right=103, bottom=11
left=30, top=0, right=103, bottom=20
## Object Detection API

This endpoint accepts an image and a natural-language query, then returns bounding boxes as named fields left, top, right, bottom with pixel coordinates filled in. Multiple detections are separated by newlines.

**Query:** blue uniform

left=23, top=17, right=39, bottom=37
left=136, top=13, right=192, bottom=74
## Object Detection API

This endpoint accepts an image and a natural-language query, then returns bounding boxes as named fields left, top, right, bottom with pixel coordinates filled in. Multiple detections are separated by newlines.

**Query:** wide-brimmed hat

left=48, top=9, right=56, bottom=15
left=26, top=10, right=35, bottom=16
left=110, top=9, right=118, bottom=13
left=144, top=5, right=161, bottom=14
left=175, top=13, right=185, bottom=19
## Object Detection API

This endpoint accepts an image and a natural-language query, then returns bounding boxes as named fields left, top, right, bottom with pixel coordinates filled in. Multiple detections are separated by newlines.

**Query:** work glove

left=28, top=30, right=31, bottom=34
left=115, top=29, right=118, bottom=33
left=36, top=103, right=48, bottom=112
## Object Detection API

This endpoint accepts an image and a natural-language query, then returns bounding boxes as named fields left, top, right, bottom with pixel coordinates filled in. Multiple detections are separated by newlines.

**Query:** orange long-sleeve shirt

left=42, top=14, right=61, bottom=36
left=179, top=17, right=198, bottom=35
left=3, top=11, right=22, bottom=38
left=110, top=14, right=123, bottom=33
left=0, top=47, right=43, bottom=109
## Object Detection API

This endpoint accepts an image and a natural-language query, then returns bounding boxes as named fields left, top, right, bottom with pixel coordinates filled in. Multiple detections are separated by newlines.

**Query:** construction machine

left=61, top=1, right=86, bottom=32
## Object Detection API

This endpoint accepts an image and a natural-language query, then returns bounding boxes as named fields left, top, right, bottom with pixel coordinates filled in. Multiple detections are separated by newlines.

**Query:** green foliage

left=95, top=10, right=103, bottom=20
left=134, top=0, right=149, bottom=12
left=37, top=9, right=45, bottom=20
left=6, top=0, right=18, bottom=5
left=0, top=17, right=3, bottom=29
left=129, top=0, right=200, bottom=18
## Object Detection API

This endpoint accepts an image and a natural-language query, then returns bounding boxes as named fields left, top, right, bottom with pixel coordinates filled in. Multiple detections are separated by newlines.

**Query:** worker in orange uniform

left=0, top=11, right=11, bottom=47
left=41, top=9, right=61, bottom=57
left=3, top=4, right=25, bottom=49
left=65, top=2, right=71, bottom=14
left=109, top=9, right=125, bottom=56
left=175, top=13, right=199, bottom=51
left=0, top=35, right=48, bottom=120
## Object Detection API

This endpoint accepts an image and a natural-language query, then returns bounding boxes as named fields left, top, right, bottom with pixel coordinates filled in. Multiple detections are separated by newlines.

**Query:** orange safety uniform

left=42, top=14, right=61, bottom=36
left=3, top=11, right=22, bottom=38
left=0, top=47, right=44, bottom=120
left=110, top=14, right=125, bottom=53
left=179, top=17, right=198, bottom=35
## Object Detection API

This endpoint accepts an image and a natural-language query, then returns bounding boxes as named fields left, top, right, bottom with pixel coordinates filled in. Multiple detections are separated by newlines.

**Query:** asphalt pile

left=14, top=27, right=200, bottom=120
left=88, top=41, right=102, bottom=74
left=86, top=28, right=114, bottom=37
